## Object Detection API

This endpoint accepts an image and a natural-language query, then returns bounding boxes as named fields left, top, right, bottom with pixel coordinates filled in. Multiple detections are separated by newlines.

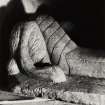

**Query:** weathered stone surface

left=36, top=15, right=48, bottom=25
left=10, top=73, right=105, bottom=105
left=44, top=21, right=60, bottom=43
left=59, top=41, right=77, bottom=74
left=9, top=14, right=77, bottom=77
left=38, top=15, right=77, bottom=74
left=39, top=16, right=54, bottom=32
left=8, top=59, right=20, bottom=75
left=51, top=34, right=70, bottom=64
left=4, top=100, right=77, bottom=105
left=47, top=27, right=65, bottom=55
left=66, top=47, right=105, bottom=78
left=40, top=15, right=78, bottom=74
left=0, top=90, right=76, bottom=105
left=27, top=22, right=50, bottom=64
left=8, top=21, right=51, bottom=76
left=8, top=14, right=105, bottom=105
left=0, top=90, right=33, bottom=101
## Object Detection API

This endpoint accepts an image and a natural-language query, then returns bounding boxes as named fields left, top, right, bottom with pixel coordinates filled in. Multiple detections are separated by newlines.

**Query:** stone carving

left=7, top=14, right=105, bottom=85
left=8, top=15, right=77, bottom=83
left=66, top=47, right=105, bottom=78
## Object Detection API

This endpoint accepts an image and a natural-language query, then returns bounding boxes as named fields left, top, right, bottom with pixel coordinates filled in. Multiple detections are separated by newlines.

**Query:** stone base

left=1, top=100, right=76, bottom=105
left=10, top=73, right=105, bottom=105
left=0, top=91, right=75, bottom=105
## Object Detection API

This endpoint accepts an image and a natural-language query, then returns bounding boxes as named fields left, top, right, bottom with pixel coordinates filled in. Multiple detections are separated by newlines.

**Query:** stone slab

left=9, top=73, right=105, bottom=105
left=0, top=100, right=76, bottom=105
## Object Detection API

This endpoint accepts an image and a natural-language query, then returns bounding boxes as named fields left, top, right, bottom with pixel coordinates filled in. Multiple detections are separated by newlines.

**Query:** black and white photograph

left=0, top=0, right=104, bottom=105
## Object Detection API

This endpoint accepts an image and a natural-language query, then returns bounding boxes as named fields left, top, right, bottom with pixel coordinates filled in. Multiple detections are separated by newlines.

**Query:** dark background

left=0, top=0, right=104, bottom=89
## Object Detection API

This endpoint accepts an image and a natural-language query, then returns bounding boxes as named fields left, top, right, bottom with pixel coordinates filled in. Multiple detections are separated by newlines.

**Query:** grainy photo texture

left=0, top=0, right=104, bottom=105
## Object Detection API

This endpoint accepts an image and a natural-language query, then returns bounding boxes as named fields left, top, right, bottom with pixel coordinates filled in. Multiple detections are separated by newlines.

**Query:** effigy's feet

left=8, top=14, right=77, bottom=92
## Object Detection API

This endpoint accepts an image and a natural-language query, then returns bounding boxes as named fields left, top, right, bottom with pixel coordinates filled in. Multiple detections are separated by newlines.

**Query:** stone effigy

left=7, top=15, right=105, bottom=105
left=8, top=14, right=105, bottom=84
left=7, top=15, right=77, bottom=83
